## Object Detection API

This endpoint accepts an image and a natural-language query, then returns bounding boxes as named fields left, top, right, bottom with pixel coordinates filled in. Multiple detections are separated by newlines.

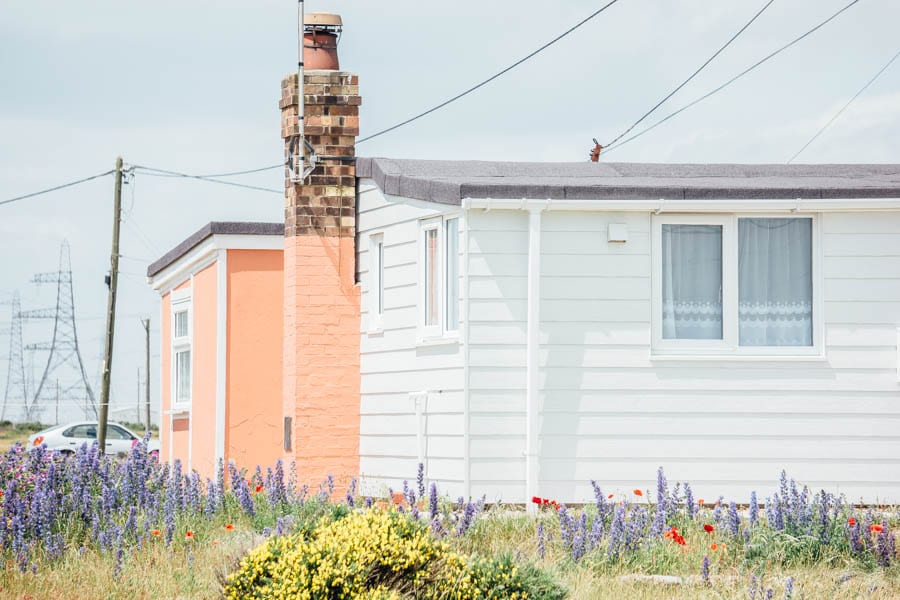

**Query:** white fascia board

left=149, top=234, right=283, bottom=294
left=462, top=197, right=900, bottom=213
left=215, top=249, right=227, bottom=465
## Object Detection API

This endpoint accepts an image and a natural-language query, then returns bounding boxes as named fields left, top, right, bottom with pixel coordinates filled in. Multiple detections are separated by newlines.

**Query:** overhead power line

left=356, top=0, right=625, bottom=145
left=603, top=0, right=776, bottom=148
left=0, top=170, right=114, bottom=208
left=133, top=165, right=282, bottom=195
left=602, top=0, right=862, bottom=156
left=141, top=163, right=283, bottom=178
left=787, top=46, right=900, bottom=163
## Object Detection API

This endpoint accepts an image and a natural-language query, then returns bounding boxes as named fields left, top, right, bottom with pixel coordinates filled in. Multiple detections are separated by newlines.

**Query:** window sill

left=649, top=353, right=826, bottom=363
left=165, top=407, right=191, bottom=416
left=416, top=336, right=461, bottom=349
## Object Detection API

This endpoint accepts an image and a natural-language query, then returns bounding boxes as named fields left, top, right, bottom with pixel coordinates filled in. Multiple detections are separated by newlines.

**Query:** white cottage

left=353, top=158, right=900, bottom=505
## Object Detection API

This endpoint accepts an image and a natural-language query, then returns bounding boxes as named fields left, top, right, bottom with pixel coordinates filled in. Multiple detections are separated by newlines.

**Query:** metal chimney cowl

left=304, top=13, right=342, bottom=70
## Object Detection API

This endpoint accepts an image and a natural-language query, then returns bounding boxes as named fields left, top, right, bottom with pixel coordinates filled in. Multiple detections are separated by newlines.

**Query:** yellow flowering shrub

left=224, top=508, right=564, bottom=600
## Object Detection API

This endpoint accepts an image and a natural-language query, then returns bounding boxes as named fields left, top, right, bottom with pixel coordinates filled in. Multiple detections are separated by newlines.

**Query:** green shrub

left=224, top=508, right=565, bottom=600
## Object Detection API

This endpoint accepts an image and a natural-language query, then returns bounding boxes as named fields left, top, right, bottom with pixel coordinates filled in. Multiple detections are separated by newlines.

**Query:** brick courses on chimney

left=280, top=70, right=361, bottom=493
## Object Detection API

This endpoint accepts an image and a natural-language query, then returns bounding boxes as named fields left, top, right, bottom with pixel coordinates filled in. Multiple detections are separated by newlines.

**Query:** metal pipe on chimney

left=295, top=0, right=306, bottom=183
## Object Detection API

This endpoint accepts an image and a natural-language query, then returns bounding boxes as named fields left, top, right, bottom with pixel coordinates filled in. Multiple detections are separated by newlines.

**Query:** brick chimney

left=279, top=26, right=361, bottom=493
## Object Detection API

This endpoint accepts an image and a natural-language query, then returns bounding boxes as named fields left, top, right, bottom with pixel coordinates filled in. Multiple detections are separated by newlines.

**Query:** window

left=368, top=233, right=385, bottom=331
left=64, top=425, right=96, bottom=439
left=419, top=215, right=460, bottom=340
left=652, top=215, right=817, bottom=355
left=172, top=297, right=192, bottom=407
left=108, top=425, right=134, bottom=440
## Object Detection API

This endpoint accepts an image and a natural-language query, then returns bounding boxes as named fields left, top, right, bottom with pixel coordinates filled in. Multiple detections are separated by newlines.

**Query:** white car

left=27, top=421, right=160, bottom=457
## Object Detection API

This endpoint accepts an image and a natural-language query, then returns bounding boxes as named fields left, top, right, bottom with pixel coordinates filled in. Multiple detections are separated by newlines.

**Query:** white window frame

left=368, top=232, right=385, bottom=333
left=171, top=289, right=193, bottom=410
left=651, top=213, right=822, bottom=358
left=418, top=214, right=460, bottom=343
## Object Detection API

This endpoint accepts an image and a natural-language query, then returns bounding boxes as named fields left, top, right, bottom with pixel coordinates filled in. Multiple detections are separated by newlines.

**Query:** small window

left=419, top=215, right=460, bottom=341
left=174, top=311, right=189, bottom=339
left=653, top=215, right=817, bottom=355
left=172, top=297, right=192, bottom=407
left=175, top=350, right=191, bottom=405
left=284, top=416, right=292, bottom=451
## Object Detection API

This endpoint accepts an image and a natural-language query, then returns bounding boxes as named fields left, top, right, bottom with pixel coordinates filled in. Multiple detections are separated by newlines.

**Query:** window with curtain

left=424, top=227, right=439, bottom=328
left=419, top=215, right=460, bottom=340
left=661, top=224, right=723, bottom=340
left=654, top=215, right=815, bottom=352
left=738, top=218, right=812, bottom=346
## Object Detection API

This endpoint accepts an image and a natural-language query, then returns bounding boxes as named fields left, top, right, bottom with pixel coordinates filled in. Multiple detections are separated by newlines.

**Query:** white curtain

left=738, top=218, right=812, bottom=346
left=661, top=224, right=723, bottom=340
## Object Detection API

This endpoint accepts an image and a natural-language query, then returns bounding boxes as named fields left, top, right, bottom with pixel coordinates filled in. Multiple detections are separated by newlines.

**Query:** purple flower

left=416, top=463, right=426, bottom=499
left=684, top=482, right=696, bottom=520
left=749, top=491, right=759, bottom=526
left=783, top=576, right=794, bottom=599
left=726, top=501, right=740, bottom=537
left=701, top=555, right=710, bottom=586
left=456, top=502, right=476, bottom=536
left=536, top=521, right=546, bottom=559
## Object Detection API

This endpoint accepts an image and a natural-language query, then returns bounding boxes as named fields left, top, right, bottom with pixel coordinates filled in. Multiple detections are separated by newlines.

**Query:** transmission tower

left=1, top=292, right=28, bottom=421
left=22, top=241, right=97, bottom=421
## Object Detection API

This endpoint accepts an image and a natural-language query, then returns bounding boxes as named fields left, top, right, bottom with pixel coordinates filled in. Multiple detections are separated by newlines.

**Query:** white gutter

left=462, top=198, right=900, bottom=213
left=525, top=206, right=545, bottom=514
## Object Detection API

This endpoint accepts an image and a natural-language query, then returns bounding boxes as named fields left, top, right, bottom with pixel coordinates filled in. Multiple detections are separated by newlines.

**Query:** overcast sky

left=1, top=0, right=898, bottom=424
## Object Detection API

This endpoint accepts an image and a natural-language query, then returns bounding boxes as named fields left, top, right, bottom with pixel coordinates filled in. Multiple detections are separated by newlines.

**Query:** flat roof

left=356, top=158, right=900, bottom=204
left=146, top=222, right=283, bottom=278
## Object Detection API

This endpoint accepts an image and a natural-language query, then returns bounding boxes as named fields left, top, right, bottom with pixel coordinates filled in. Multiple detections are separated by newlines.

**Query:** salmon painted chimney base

left=280, top=55, right=361, bottom=493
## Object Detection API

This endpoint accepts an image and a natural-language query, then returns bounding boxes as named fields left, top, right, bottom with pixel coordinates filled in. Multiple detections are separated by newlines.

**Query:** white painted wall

left=356, top=180, right=465, bottom=498
left=466, top=208, right=900, bottom=505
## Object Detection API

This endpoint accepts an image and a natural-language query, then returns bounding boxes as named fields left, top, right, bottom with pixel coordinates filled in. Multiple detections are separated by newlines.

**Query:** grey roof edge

left=147, top=222, right=284, bottom=278
left=356, top=157, right=900, bottom=205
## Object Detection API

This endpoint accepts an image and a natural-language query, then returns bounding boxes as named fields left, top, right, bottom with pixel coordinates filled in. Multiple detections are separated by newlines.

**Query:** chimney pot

left=304, top=13, right=342, bottom=70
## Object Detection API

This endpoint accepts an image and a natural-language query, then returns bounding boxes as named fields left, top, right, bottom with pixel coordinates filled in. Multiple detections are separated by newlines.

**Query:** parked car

left=27, top=422, right=160, bottom=457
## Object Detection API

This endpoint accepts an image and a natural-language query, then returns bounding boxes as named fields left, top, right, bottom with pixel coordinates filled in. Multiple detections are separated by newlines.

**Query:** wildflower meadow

left=0, top=438, right=898, bottom=599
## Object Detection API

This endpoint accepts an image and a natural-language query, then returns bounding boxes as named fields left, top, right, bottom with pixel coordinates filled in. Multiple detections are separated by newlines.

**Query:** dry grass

left=0, top=529, right=259, bottom=600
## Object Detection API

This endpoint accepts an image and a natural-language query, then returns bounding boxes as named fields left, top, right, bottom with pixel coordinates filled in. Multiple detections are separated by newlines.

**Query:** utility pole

left=98, top=157, right=124, bottom=452
left=141, top=317, right=150, bottom=431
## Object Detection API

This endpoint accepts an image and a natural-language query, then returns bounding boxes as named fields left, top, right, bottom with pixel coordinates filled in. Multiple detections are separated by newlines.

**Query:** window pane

left=176, top=350, right=191, bottom=404
left=376, top=241, right=384, bottom=315
left=424, top=228, right=439, bottom=327
left=738, top=218, right=812, bottom=346
left=445, top=218, right=459, bottom=331
left=174, top=311, right=188, bottom=338
left=661, top=224, right=723, bottom=340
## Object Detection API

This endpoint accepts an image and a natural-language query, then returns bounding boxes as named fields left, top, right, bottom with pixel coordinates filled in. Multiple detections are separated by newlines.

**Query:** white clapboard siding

left=356, top=181, right=465, bottom=497
left=466, top=209, right=900, bottom=504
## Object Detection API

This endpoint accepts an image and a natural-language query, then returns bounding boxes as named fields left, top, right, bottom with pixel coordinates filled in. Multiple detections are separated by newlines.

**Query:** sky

left=1, top=0, right=898, bottom=424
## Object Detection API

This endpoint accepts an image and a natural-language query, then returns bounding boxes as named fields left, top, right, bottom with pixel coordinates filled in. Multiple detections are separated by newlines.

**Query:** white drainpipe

left=525, top=206, right=544, bottom=513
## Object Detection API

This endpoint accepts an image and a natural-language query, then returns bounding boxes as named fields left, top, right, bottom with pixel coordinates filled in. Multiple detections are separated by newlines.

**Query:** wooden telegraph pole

left=98, top=157, right=124, bottom=452
left=141, top=317, right=150, bottom=430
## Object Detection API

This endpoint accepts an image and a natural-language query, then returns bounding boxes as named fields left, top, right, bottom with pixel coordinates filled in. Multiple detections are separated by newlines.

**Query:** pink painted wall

left=190, top=262, right=218, bottom=477
left=226, top=249, right=284, bottom=472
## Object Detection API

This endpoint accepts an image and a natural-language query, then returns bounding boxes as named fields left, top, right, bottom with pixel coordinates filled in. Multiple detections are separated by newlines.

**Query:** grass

left=0, top=510, right=895, bottom=599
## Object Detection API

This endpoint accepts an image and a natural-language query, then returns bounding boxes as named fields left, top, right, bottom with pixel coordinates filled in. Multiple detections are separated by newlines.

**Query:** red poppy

left=185, top=531, right=194, bottom=540
left=633, top=489, right=643, bottom=497
left=703, top=524, right=715, bottom=534
left=710, top=543, right=718, bottom=551
left=224, top=524, right=234, bottom=531
left=531, top=496, right=542, bottom=504
left=869, top=524, right=884, bottom=533
left=665, top=526, right=685, bottom=545
left=607, top=494, right=614, bottom=499
left=698, top=499, right=705, bottom=506
left=848, top=517, right=857, bottom=526
left=150, top=529, right=161, bottom=537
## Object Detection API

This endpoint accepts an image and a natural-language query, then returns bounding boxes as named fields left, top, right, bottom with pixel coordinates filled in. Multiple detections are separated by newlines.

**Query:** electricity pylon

left=22, top=241, right=96, bottom=421
left=1, top=292, right=28, bottom=421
